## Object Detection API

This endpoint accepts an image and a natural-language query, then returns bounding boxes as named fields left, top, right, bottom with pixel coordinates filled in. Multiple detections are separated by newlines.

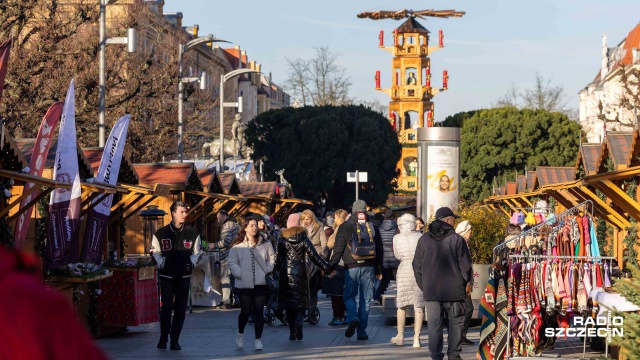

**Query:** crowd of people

left=148, top=200, right=475, bottom=360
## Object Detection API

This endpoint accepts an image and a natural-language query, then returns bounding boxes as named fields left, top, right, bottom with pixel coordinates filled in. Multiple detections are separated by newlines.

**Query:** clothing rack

left=505, top=252, right=612, bottom=359
left=493, top=200, right=594, bottom=259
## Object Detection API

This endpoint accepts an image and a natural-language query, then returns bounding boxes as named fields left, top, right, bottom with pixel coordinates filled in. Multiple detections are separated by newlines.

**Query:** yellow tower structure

left=375, top=17, right=449, bottom=194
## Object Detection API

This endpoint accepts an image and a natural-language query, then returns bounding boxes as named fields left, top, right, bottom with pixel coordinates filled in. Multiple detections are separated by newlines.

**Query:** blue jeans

left=344, top=266, right=374, bottom=337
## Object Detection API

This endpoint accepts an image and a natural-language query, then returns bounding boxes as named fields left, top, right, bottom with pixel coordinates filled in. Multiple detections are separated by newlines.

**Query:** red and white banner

left=81, top=114, right=131, bottom=263
left=13, top=102, right=64, bottom=249
left=0, top=39, right=11, bottom=102
left=47, top=80, right=82, bottom=269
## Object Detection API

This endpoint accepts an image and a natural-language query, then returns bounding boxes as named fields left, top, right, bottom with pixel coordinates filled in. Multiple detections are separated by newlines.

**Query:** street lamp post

left=177, top=35, right=229, bottom=163
left=99, top=0, right=137, bottom=147
left=218, top=69, right=259, bottom=169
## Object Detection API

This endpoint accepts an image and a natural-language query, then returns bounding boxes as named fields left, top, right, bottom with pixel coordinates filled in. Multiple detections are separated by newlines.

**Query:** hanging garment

left=478, top=266, right=498, bottom=360
left=589, top=218, right=601, bottom=260
left=582, top=216, right=591, bottom=245
left=546, top=262, right=556, bottom=310
left=583, top=262, right=592, bottom=295
left=577, top=264, right=587, bottom=312
left=576, top=216, right=586, bottom=257
left=604, top=262, right=612, bottom=288
left=494, top=269, right=509, bottom=360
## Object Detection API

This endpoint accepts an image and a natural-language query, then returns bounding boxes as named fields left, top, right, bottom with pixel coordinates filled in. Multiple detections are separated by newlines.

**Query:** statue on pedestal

left=201, top=114, right=252, bottom=169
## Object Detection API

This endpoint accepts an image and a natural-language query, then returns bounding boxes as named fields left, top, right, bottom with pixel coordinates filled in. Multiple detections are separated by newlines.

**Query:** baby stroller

left=264, top=268, right=321, bottom=326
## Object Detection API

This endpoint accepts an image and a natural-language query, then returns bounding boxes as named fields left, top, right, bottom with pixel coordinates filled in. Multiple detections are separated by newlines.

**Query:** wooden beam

left=0, top=184, right=40, bottom=218
left=110, top=192, right=141, bottom=212
left=7, top=188, right=54, bottom=222
left=112, top=193, right=145, bottom=219
left=582, top=166, right=640, bottom=183
left=80, top=191, right=102, bottom=209
left=569, top=186, right=629, bottom=228
left=80, top=193, right=111, bottom=216
left=120, top=196, right=158, bottom=223
left=186, top=197, right=209, bottom=220
left=591, top=180, right=640, bottom=222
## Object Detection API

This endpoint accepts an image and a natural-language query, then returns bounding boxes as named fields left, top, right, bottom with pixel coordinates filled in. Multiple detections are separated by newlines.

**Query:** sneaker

left=255, top=339, right=263, bottom=351
left=341, top=319, right=349, bottom=325
left=328, top=318, right=342, bottom=326
left=345, top=319, right=359, bottom=338
left=357, top=335, right=369, bottom=340
left=169, top=341, right=181, bottom=351
left=235, top=333, right=243, bottom=349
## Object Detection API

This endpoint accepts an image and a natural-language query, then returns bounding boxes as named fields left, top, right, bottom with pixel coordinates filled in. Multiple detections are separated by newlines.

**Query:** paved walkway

left=96, top=299, right=606, bottom=359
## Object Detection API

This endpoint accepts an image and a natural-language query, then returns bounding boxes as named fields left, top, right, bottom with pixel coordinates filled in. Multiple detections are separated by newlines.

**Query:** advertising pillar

left=417, top=127, right=460, bottom=221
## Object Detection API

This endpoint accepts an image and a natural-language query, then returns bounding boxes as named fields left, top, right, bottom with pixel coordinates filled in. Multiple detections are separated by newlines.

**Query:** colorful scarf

left=478, top=266, right=498, bottom=360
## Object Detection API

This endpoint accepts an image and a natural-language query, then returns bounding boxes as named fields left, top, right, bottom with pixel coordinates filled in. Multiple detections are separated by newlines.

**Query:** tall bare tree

left=0, top=0, right=224, bottom=163
left=495, top=72, right=571, bottom=116
left=597, top=66, right=640, bottom=131
left=286, top=47, right=352, bottom=106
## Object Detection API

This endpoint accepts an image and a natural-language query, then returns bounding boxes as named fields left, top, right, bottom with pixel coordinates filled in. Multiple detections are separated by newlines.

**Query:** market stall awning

left=0, top=169, right=72, bottom=219
left=582, top=166, right=640, bottom=223
left=538, top=180, right=629, bottom=229
left=108, top=183, right=170, bottom=225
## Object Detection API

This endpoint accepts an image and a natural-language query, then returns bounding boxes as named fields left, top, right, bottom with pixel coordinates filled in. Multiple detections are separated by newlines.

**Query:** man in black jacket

left=328, top=200, right=383, bottom=341
left=413, top=207, right=472, bottom=360
left=151, top=201, right=202, bottom=351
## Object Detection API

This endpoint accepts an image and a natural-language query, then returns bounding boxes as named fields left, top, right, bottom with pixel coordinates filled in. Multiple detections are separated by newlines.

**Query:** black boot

left=157, top=335, right=168, bottom=350
left=169, top=340, right=182, bottom=350
left=288, top=314, right=296, bottom=341
left=295, top=322, right=303, bottom=341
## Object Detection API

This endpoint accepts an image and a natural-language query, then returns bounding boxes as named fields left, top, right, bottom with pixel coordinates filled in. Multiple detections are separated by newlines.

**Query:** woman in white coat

left=228, top=214, right=275, bottom=351
left=390, top=213, right=425, bottom=347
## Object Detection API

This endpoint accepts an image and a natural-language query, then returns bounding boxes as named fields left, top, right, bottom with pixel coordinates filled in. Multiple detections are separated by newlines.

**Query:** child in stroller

left=265, top=281, right=321, bottom=326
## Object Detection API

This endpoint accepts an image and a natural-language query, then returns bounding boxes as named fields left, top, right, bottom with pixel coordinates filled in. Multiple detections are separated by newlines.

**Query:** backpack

left=347, top=215, right=377, bottom=261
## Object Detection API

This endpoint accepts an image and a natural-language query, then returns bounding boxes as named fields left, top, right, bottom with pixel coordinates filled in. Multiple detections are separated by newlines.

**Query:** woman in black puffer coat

left=274, top=222, right=331, bottom=341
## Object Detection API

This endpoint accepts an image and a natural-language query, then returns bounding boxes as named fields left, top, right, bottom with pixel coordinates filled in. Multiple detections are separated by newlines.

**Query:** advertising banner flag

left=47, top=80, right=82, bottom=269
left=81, top=114, right=131, bottom=263
left=13, top=102, right=64, bottom=248
left=0, top=39, right=11, bottom=102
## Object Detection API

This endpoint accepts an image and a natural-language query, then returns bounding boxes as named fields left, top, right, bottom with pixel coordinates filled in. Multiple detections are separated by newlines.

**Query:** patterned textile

left=494, top=268, right=509, bottom=360
left=477, top=266, right=497, bottom=360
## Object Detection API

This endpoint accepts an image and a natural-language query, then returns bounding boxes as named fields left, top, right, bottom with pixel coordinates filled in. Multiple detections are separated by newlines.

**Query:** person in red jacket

left=0, top=246, right=108, bottom=360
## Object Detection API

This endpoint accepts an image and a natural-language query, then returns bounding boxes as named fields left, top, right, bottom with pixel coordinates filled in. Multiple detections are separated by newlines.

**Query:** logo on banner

left=183, top=239, right=192, bottom=249
left=161, top=239, right=172, bottom=251
left=55, top=173, right=72, bottom=192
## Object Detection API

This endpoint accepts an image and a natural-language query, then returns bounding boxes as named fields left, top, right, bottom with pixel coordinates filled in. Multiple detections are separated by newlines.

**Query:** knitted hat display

left=510, top=212, right=520, bottom=225
left=525, top=212, right=536, bottom=225
left=517, top=211, right=525, bottom=224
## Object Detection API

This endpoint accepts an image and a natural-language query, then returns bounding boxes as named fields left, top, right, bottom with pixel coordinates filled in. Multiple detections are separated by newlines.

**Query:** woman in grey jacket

left=228, top=214, right=275, bottom=351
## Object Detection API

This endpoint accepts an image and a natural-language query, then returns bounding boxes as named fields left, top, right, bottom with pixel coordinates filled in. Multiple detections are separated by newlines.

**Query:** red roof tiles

left=535, top=167, right=576, bottom=187
left=238, top=181, right=276, bottom=197
left=506, top=182, right=517, bottom=195
left=218, top=172, right=240, bottom=195
left=606, top=132, right=633, bottom=169
left=134, top=163, right=195, bottom=190
left=579, top=143, right=603, bottom=175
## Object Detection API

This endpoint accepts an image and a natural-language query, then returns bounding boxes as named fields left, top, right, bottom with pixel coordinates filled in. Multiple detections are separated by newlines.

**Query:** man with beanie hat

left=328, top=199, right=384, bottom=341
left=413, top=207, right=472, bottom=360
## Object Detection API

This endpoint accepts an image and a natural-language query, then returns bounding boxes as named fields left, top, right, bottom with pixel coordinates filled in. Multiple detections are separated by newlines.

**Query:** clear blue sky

left=164, top=0, right=639, bottom=122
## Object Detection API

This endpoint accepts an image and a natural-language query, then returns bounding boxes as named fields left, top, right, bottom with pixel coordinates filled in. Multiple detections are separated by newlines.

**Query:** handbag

left=250, top=246, right=278, bottom=292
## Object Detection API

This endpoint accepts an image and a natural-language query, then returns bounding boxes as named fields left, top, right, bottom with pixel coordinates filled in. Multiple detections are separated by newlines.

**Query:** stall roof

left=577, top=143, right=603, bottom=175
left=526, top=171, right=537, bottom=191
left=82, top=147, right=139, bottom=184
left=0, top=124, right=28, bottom=171
left=238, top=181, right=277, bottom=197
left=505, top=182, right=517, bottom=196
left=218, top=172, right=241, bottom=195
left=516, top=175, right=527, bottom=194
left=15, top=138, right=94, bottom=180
left=134, top=163, right=203, bottom=191
left=606, top=132, right=634, bottom=169
left=535, top=166, right=576, bottom=187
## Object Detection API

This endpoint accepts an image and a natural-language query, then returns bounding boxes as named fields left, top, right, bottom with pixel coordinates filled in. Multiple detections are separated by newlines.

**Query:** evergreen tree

left=245, top=105, right=402, bottom=210
left=453, top=107, right=581, bottom=202
left=611, top=265, right=640, bottom=360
